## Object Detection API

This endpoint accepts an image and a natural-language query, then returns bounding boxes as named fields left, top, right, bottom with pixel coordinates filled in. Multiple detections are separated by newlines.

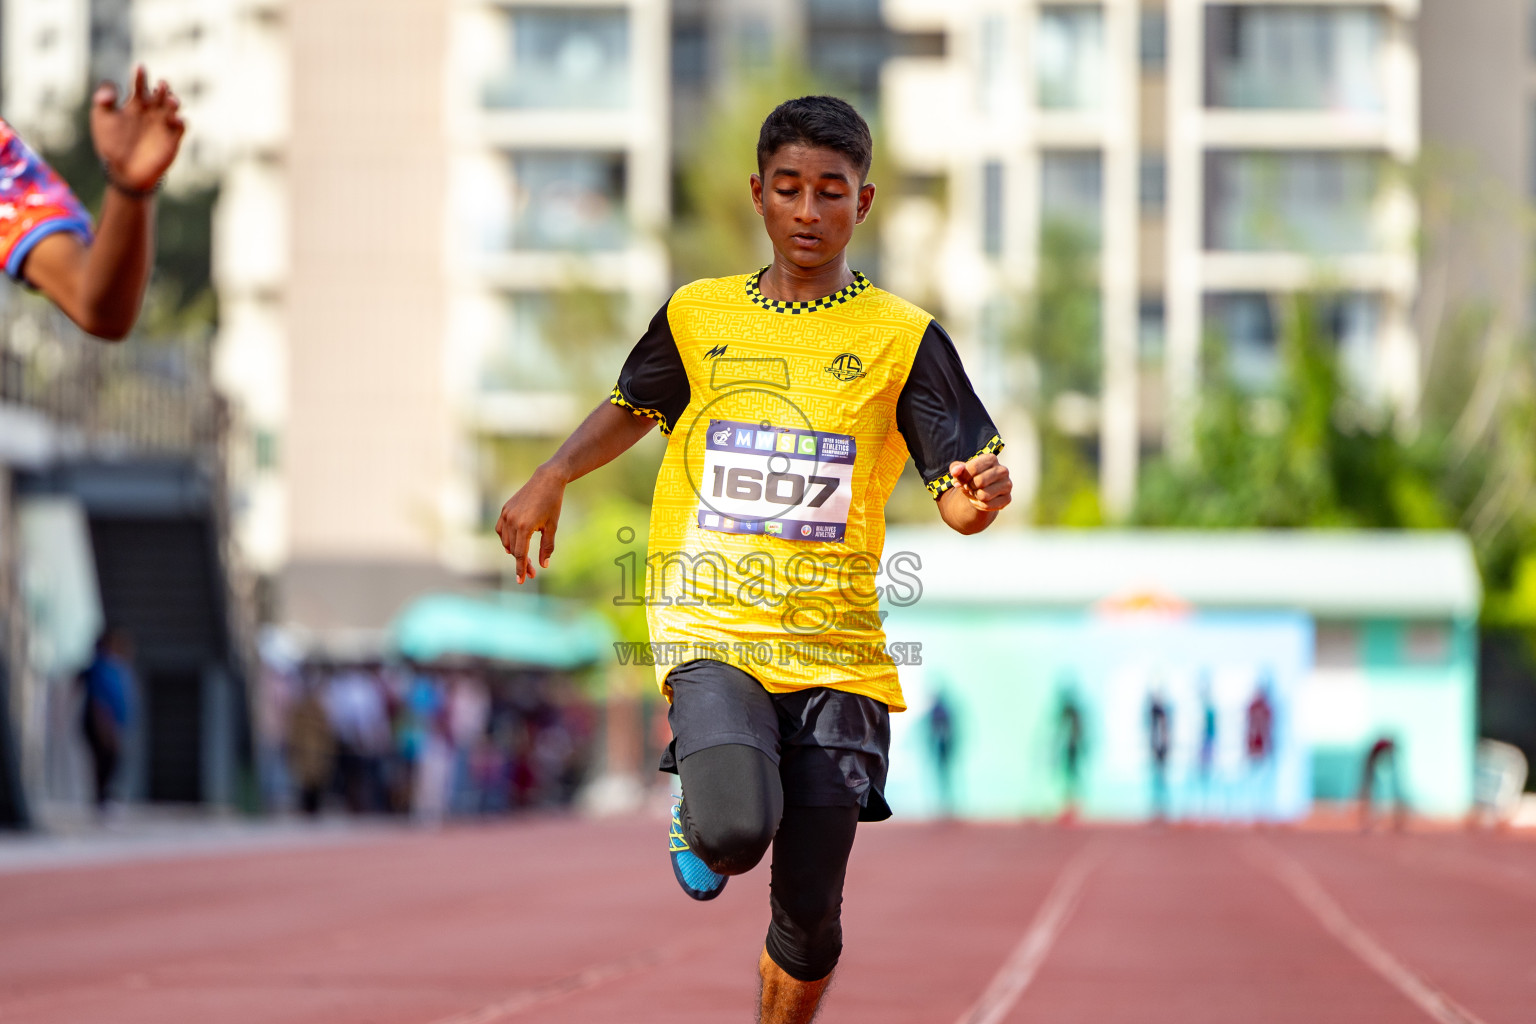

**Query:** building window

left=1139, top=152, right=1167, bottom=214
left=484, top=8, right=630, bottom=110
left=1204, top=151, right=1380, bottom=254
left=982, top=161, right=1005, bottom=257
left=1139, top=8, right=1168, bottom=71
left=1205, top=6, right=1385, bottom=112
left=510, top=151, right=626, bottom=251
left=1204, top=291, right=1381, bottom=390
left=1529, top=99, right=1536, bottom=199
left=1314, top=622, right=1360, bottom=669
left=482, top=292, right=623, bottom=393
left=672, top=19, right=708, bottom=87
left=1041, top=150, right=1103, bottom=247
left=1403, top=623, right=1451, bottom=665
left=254, top=430, right=280, bottom=471
left=1204, top=292, right=1278, bottom=387
left=1138, top=298, right=1166, bottom=360
left=484, top=295, right=564, bottom=393
left=978, top=14, right=1009, bottom=115
left=1036, top=6, right=1105, bottom=110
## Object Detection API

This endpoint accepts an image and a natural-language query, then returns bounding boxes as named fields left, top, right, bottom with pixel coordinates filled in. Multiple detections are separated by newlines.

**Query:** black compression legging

left=678, top=743, right=860, bottom=983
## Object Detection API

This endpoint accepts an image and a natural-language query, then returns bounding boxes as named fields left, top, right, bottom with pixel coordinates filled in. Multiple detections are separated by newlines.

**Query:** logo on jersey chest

left=825, top=352, right=866, bottom=383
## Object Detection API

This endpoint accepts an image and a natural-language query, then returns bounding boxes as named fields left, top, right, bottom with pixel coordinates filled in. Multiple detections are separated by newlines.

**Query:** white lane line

left=1251, top=840, right=1490, bottom=1024
left=954, top=842, right=1102, bottom=1024
left=426, top=946, right=673, bottom=1024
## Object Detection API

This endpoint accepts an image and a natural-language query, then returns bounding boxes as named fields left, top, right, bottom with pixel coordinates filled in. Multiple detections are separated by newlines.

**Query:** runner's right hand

left=495, top=466, right=565, bottom=584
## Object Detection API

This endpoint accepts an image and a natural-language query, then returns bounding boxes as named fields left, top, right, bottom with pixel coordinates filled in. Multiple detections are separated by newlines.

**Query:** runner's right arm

left=495, top=401, right=656, bottom=584
left=497, top=300, right=685, bottom=583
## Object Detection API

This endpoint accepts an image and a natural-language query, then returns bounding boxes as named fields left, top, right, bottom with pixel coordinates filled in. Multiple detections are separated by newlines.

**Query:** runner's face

left=751, top=144, right=874, bottom=271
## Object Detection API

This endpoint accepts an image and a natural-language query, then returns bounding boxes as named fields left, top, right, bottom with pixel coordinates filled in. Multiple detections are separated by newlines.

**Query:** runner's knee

left=764, top=804, right=858, bottom=981
left=678, top=743, right=782, bottom=875
left=766, top=876, right=843, bottom=981
left=691, top=808, right=775, bottom=875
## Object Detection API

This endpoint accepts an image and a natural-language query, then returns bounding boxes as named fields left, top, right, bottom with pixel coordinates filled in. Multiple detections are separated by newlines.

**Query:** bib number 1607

left=711, top=466, right=840, bottom=507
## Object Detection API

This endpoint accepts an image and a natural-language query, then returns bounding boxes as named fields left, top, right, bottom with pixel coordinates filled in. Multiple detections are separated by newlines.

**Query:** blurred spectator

left=255, top=637, right=299, bottom=811
left=403, top=668, right=451, bottom=824
left=1246, top=679, right=1275, bottom=821
left=447, top=674, right=491, bottom=814
left=286, top=674, right=335, bottom=817
left=927, top=690, right=957, bottom=817
left=1197, top=676, right=1218, bottom=819
left=1056, top=683, right=1085, bottom=823
left=325, top=664, right=392, bottom=813
left=264, top=658, right=595, bottom=819
left=1147, top=689, right=1171, bottom=822
left=1359, top=736, right=1408, bottom=831
left=76, top=628, right=134, bottom=815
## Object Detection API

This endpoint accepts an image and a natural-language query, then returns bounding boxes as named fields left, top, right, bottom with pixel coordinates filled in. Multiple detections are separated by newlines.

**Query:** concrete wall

left=1417, top=0, right=1529, bottom=350
left=284, top=0, right=454, bottom=622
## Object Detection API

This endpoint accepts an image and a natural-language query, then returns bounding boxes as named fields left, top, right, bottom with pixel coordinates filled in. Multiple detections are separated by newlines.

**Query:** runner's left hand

left=948, top=453, right=1011, bottom=512
left=91, top=66, right=185, bottom=192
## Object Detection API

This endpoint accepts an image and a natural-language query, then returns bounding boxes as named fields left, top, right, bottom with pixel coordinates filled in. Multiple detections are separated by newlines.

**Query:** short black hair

left=757, top=96, right=873, bottom=181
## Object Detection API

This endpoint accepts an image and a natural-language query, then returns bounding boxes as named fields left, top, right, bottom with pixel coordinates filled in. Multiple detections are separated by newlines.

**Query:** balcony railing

left=0, top=292, right=225, bottom=456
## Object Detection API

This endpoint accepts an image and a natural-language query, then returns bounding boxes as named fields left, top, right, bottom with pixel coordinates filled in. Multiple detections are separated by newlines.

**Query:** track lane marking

left=424, top=936, right=700, bottom=1024
left=953, top=841, right=1101, bottom=1024
left=1250, top=840, right=1490, bottom=1024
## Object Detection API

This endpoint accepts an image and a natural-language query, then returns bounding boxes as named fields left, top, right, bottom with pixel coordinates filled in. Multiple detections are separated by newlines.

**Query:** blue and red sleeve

left=0, top=120, right=93, bottom=282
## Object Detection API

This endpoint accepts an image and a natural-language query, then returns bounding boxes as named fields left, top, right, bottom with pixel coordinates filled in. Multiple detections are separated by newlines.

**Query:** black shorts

left=659, top=659, right=893, bottom=822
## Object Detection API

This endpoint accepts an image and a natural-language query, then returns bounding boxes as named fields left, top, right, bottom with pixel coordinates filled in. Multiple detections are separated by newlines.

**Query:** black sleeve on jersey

left=610, top=301, right=690, bottom=435
left=895, top=320, right=1005, bottom=498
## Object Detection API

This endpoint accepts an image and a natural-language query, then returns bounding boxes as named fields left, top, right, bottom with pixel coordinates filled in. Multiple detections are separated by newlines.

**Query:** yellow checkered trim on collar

left=926, top=435, right=1006, bottom=498
left=609, top=386, right=673, bottom=435
left=745, top=267, right=870, bottom=314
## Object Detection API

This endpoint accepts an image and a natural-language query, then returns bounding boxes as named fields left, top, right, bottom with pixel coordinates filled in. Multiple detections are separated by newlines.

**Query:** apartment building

left=9, top=0, right=1531, bottom=631
left=269, top=0, right=671, bottom=629
left=1, top=0, right=92, bottom=147
left=443, top=0, right=671, bottom=548
left=883, top=0, right=1424, bottom=515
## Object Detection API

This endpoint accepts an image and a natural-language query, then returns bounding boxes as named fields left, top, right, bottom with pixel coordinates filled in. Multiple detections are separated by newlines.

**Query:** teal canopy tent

left=388, top=592, right=615, bottom=670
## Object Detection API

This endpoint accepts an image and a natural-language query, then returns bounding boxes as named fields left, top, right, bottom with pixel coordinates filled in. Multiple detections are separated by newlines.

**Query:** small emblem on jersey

left=704, top=345, right=728, bottom=359
left=825, top=353, right=866, bottom=382
left=801, top=525, right=813, bottom=537
left=712, top=426, right=731, bottom=445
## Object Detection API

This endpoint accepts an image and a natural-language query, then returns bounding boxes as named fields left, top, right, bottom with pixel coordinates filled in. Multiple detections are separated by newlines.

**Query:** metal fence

left=0, top=291, right=225, bottom=456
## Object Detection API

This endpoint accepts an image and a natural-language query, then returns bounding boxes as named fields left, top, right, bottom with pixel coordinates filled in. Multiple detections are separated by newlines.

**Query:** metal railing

left=0, top=284, right=261, bottom=818
left=0, top=290, right=224, bottom=456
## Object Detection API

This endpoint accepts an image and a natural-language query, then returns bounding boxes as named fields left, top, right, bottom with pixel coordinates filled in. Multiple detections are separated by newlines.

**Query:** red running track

left=1, top=818, right=1534, bottom=1023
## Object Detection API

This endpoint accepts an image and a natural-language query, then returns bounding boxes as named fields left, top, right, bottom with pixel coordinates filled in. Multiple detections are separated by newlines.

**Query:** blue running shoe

left=670, top=796, right=726, bottom=901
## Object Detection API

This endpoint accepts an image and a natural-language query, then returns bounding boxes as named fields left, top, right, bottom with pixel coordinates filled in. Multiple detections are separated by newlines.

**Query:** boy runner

left=496, top=96, right=1010, bottom=1023
left=2, top=67, right=185, bottom=338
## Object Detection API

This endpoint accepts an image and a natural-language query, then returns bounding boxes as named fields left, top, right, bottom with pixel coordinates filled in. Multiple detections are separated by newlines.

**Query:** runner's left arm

left=894, top=320, right=1011, bottom=535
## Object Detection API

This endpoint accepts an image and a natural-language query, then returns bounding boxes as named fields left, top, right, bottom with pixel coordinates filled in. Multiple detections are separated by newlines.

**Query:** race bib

left=696, top=419, right=856, bottom=542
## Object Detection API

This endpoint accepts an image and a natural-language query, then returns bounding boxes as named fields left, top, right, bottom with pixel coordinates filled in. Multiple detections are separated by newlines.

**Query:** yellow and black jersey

left=612, top=269, right=1001, bottom=711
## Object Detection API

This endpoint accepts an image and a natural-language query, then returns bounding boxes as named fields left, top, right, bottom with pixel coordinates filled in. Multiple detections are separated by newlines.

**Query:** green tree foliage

left=1131, top=288, right=1536, bottom=626
left=1134, top=294, right=1446, bottom=529
left=1002, top=222, right=1103, bottom=526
